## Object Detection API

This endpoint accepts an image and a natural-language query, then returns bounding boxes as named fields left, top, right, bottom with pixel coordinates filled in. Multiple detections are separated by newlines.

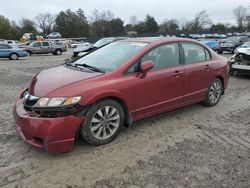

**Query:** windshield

left=226, top=37, right=241, bottom=43
left=93, top=38, right=115, bottom=48
left=73, top=41, right=148, bottom=71
left=242, top=42, right=250, bottom=47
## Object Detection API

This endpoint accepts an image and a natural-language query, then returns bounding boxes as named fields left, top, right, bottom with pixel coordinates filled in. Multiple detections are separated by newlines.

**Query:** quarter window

left=182, top=43, right=207, bottom=64
left=141, top=43, right=180, bottom=71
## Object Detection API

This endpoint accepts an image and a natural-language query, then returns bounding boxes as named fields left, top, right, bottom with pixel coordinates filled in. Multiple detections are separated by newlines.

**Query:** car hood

left=236, top=47, right=250, bottom=55
left=74, top=45, right=93, bottom=53
left=29, top=65, right=103, bottom=96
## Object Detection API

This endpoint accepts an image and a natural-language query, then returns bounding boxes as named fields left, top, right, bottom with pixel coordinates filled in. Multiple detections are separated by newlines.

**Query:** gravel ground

left=0, top=50, right=250, bottom=188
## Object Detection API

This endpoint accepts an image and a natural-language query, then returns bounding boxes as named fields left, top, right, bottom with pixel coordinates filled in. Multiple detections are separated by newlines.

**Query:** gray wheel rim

left=11, top=54, right=17, bottom=60
left=209, top=81, right=222, bottom=104
left=90, top=106, right=120, bottom=140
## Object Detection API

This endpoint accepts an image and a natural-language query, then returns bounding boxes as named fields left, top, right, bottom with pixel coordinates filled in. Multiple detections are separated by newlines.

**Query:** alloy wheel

left=90, top=106, right=120, bottom=140
left=209, top=80, right=222, bottom=104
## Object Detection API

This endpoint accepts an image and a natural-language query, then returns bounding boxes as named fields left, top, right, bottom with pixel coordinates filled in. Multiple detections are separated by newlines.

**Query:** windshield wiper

left=74, top=63, right=105, bottom=73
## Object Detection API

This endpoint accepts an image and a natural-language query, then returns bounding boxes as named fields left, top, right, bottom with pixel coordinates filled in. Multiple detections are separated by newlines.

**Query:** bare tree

left=129, top=15, right=138, bottom=26
left=233, top=5, right=247, bottom=30
left=181, top=10, right=211, bottom=32
left=35, top=13, right=55, bottom=35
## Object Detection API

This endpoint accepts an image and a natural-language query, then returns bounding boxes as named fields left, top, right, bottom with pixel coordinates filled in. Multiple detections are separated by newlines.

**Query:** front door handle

left=172, top=70, right=183, bottom=76
left=204, top=64, right=212, bottom=70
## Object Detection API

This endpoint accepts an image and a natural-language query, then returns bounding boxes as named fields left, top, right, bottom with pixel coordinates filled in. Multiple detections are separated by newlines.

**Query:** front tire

left=9, top=53, right=19, bottom=60
left=202, top=78, right=223, bottom=107
left=80, top=99, right=124, bottom=145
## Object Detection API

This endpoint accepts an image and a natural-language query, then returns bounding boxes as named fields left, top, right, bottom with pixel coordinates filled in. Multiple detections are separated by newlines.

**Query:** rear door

left=132, top=42, right=185, bottom=118
left=32, top=42, right=42, bottom=54
left=41, top=42, right=51, bottom=53
left=181, top=42, right=213, bottom=103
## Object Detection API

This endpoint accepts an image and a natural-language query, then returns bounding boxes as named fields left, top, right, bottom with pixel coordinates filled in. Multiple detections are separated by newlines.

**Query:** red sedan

left=13, top=37, right=230, bottom=153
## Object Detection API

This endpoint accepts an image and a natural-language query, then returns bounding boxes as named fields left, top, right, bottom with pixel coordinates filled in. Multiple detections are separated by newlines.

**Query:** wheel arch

left=215, top=76, right=225, bottom=95
left=91, top=96, right=131, bottom=127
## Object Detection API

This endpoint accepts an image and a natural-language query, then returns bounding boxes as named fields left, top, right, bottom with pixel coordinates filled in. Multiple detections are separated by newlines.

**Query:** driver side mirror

left=140, top=60, right=154, bottom=74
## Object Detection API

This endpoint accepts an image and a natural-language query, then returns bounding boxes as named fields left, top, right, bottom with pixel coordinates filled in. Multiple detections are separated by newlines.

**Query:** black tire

left=231, top=70, right=239, bottom=76
left=80, top=99, right=124, bottom=146
left=26, top=51, right=32, bottom=56
left=9, top=53, right=19, bottom=60
left=202, top=78, right=223, bottom=107
left=218, top=50, right=223, bottom=54
left=55, top=49, right=62, bottom=55
left=220, top=50, right=223, bottom=54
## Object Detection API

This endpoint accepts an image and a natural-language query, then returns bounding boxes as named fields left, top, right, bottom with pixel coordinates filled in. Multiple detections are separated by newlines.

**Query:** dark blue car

left=0, top=44, right=27, bottom=60
left=200, top=40, right=222, bottom=54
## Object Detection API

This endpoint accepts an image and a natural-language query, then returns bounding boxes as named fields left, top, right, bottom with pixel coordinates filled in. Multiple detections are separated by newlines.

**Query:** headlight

left=34, top=96, right=81, bottom=108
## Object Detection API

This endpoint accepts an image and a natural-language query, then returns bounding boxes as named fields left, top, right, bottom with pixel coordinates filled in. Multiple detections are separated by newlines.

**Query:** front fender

left=83, top=90, right=127, bottom=106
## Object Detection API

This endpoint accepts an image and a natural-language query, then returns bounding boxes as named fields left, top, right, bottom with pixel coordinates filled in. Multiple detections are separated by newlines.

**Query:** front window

left=73, top=41, right=148, bottom=71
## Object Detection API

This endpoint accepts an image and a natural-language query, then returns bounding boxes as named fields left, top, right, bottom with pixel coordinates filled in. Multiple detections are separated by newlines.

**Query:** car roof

left=121, top=37, right=198, bottom=44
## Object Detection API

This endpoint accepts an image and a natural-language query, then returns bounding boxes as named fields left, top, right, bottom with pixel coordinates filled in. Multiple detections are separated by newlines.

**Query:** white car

left=0, top=39, right=8, bottom=44
left=47, top=32, right=62, bottom=39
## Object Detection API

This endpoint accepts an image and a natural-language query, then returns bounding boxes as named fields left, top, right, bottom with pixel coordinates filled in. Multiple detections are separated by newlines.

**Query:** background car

left=0, top=39, right=8, bottom=44
left=46, top=32, right=62, bottom=39
left=200, top=40, right=222, bottom=54
left=24, top=41, right=67, bottom=55
left=72, top=37, right=129, bottom=57
left=23, top=33, right=37, bottom=40
left=0, top=44, right=27, bottom=60
left=220, top=36, right=249, bottom=53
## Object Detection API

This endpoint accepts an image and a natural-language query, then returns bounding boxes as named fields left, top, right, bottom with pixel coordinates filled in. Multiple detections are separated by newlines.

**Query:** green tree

left=159, top=19, right=179, bottom=33
left=55, top=9, right=89, bottom=38
left=210, top=23, right=227, bottom=32
left=108, top=18, right=124, bottom=36
left=144, top=14, right=158, bottom=33
left=20, top=18, right=37, bottom=34
left=0, top=15, right=12, bottom=39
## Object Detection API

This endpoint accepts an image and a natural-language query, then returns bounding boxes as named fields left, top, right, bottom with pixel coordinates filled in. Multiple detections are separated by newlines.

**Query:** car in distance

left=13, top=37, right=230, bottom=153
left=24, top=41, right=67, bottom=56
left=200, top=40, right=222, bottom=54
left=220, top=36, right=248, bottom=54
left=72, top=37, right=128, bottom=58
left=46, top=32, right=62, bottom=39
left=0, top=44, right=27, bottom=60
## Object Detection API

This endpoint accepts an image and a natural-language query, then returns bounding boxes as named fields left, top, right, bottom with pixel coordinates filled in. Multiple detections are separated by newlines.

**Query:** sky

left=1, top=0, right=249, bottom=25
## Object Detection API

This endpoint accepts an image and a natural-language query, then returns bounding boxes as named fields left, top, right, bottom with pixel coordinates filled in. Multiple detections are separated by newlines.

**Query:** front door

left=133, top=43, right=184, bottom=119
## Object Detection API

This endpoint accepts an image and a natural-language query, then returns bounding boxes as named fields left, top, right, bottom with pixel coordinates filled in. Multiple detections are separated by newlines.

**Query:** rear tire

left=231, top=70, right=239, bottom=76
left=9, top=53, right=19, bottom=60
left=55, top=49, right=62, bottom=55
left=80, top=99, right=124, bottom=146
left=202, top=78, right=223, bottom=107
